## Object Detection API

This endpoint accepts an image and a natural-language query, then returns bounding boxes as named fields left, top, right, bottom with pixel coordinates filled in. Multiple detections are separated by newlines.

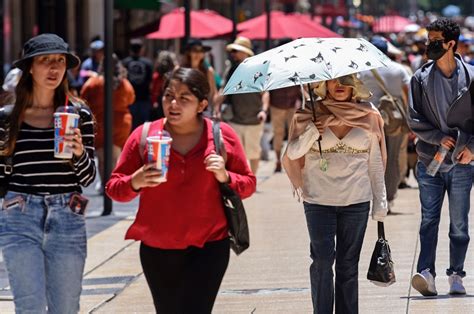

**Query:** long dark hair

left=181, top=50, right=208, bottom=77
left=3, top=58, right=74, bottom=155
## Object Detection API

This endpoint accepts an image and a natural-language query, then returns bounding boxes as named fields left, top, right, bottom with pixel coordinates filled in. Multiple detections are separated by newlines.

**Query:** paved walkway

left=0, top=160, right=473, bottom=313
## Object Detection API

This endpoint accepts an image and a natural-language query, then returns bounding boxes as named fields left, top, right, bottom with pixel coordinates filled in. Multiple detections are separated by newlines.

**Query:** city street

left=0, top=158, right=473, bottom=313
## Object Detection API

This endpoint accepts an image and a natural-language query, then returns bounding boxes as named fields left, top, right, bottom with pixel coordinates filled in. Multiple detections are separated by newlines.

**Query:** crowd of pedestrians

left=0, top=15, right=472, bottom=314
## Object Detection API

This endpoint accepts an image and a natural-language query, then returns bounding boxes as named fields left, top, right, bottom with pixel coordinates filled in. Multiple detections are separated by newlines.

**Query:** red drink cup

left=147, top=135, right=172, bottom=182
left=54, top=112, right=79, bottom=159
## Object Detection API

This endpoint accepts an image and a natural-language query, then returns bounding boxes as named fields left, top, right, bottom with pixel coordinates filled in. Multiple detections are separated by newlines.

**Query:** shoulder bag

left=212, top=120, right=250, bottom=255
left=367, top=222, right=396, bottom=287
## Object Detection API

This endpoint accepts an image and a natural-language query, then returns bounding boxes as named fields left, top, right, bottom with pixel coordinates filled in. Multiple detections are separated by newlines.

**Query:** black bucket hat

left=185, top=39, right=212, bottom=52
left=12, top=33, right=80, bottom=70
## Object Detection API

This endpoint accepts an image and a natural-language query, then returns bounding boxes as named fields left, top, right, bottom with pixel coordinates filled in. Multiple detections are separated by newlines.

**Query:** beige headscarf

left=282, top=98, right=387, bottom=194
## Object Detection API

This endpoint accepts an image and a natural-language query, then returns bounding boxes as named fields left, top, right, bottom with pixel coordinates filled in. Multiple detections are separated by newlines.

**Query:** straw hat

left=226, top=37, right=254, bottom=56
left=313, top=74, right=372, bottom=101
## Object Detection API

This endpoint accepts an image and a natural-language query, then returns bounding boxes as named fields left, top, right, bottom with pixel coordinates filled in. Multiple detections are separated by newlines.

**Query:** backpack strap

left=371, top=69, right=394, bottom=99
left=139, top=122, right=151, bottom=163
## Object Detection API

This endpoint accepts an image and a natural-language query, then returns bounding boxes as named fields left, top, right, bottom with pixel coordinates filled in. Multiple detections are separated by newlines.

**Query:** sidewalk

left=0, top=160, right=473, bottom=313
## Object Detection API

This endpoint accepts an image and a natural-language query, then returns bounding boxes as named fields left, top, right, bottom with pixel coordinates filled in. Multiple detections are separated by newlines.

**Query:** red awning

left=373, top=15, right=414, bottom=33
left=146, top=7, right=233, bottom=39
left=237, top=11, right=341, bottom=40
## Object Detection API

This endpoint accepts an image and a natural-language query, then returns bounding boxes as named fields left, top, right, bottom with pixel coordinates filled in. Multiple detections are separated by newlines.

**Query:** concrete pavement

left=0, top=159, right=473, bottom=313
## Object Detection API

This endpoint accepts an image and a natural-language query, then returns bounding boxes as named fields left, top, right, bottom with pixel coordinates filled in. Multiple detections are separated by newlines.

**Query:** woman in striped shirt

left=0, top=34, right=96, bottom=313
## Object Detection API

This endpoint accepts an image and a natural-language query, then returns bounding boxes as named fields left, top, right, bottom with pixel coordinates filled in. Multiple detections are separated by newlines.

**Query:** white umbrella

left=223, top=37, right=391, bottom=96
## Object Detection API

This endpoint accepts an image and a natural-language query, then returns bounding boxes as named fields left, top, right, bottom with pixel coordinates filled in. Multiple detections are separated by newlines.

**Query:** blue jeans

left=0, top=191, right=87, bottom=314
left=416, top=161, right=472, bottom=278
left=304, top=201, right=369, bottom=314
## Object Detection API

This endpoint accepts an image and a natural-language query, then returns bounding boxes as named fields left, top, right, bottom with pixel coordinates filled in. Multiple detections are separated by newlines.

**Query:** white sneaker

left=412, top=269, right=438, bottom=296
left=448, top=274, right=466, bottom=295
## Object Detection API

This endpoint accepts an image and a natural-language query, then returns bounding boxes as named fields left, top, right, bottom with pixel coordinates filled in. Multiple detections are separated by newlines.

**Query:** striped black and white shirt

left=0, top=104, right=96, bottom=195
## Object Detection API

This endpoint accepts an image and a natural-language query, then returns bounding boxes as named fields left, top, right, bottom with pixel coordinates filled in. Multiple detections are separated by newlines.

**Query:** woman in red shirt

left=106, top=67, right=256, bottom=313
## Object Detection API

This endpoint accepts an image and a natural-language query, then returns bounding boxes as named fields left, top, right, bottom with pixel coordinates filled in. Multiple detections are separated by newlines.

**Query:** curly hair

left=426, top=18, right=460, bottom=52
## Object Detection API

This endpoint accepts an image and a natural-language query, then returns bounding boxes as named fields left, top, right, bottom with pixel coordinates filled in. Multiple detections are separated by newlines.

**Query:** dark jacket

left=408, top=54, right=474, bottom=171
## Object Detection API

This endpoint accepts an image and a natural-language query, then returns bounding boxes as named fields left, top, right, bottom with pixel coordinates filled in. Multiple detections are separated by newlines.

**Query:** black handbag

left=212, top=120, right=250, bottom=255
left=0, top=105, right=14, bottom=198
left=367, top=222, right=396, bottom=287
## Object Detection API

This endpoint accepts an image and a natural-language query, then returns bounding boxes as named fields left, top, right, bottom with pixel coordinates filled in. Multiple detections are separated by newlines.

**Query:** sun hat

left=12, top=33, right=80, bottom=70
left=185, top=38, right=212, bottom=52
left=313, top=74, right=372, bottom=101
left=226, top=37, right=254, bottom=56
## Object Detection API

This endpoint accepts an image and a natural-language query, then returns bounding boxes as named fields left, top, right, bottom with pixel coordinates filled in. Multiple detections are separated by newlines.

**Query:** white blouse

left=287, top=123, right=387, bottom=220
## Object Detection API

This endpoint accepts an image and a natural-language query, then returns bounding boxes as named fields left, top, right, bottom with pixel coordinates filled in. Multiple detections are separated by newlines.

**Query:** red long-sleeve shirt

left=106, top=118, right=256, bottom=249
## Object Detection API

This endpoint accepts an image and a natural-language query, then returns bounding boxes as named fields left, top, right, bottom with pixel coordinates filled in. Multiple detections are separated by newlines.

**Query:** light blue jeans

left=0, top=191, right=87, bottom=314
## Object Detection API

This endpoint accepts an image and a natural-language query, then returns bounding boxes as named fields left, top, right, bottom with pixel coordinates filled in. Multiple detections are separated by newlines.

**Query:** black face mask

left=426, top=40, right=448, bottom=60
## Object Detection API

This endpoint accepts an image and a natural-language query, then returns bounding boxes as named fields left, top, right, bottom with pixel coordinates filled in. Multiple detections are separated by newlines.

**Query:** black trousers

left=140, top=238, right=230, bottom=314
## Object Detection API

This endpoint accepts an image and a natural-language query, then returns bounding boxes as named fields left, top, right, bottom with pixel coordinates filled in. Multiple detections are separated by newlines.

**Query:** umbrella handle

left=307, top=83, right=316, bottom=122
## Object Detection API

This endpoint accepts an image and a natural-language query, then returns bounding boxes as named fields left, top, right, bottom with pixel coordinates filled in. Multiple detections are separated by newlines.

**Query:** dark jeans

left=139, top=238, right=230, bottom=314
left=416, top=161, right=472, bottom=277
left=304, top=201, right=369, bottom=314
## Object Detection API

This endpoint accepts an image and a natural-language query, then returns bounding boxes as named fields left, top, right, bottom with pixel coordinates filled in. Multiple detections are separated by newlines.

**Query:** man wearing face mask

left=408, top=18, right=474, bottom=297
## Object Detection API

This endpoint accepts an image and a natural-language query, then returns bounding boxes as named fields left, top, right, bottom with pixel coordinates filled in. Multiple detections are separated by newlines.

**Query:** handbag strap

left=371, top=69, right=394, bottom=99
left=212, top=120, right=222, bottom=156
left=377, top=221, right=386, bottom=240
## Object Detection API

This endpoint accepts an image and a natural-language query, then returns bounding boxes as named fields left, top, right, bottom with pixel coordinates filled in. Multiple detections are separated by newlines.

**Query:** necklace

left=317, top=136, right=328, bottom=172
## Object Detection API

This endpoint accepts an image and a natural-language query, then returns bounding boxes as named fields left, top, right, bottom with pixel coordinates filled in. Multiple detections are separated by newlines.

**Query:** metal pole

left=265, top=0, right=271, bottom=50
left=184, top=0, right=191, bottom=44
left=231, top=0, right=237, bottom=41
left=102, top=0, right=113, bottom=216
left=0, top=0, right=4, bottom=85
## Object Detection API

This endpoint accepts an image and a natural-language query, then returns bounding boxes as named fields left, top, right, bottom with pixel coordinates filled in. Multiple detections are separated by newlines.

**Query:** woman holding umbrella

left=283, top=74, right=388, bottom=314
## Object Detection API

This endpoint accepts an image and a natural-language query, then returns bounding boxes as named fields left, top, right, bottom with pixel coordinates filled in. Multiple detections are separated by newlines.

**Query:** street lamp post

left=265, top=0, right=271, bottom=50
left=231, top=0, right=238, bottom=41
left=184, top=0, right=190, bottom=45
left=102, top=0, right=113, bottom=216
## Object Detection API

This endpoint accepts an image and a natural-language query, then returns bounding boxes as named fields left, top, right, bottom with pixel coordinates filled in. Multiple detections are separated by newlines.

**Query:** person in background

left=67, top=56, right=82, bottom=96
left=282, top=75, right=388, bottom=314
left=78, top=39, right=104, bottom=88
left=180, top=39, right=218, bottom=116
left=81, top=54, right=135, bottom=194
left=408, top=18, right=474, bottom=297
left=215, top=37, right=270, bottom=175
left=0, top=33, right=96, bottom=313
left=150, top=50, right=178, bottom=120
left=358, top=36, right=411, bottom=213
left=269, top=86, right=301, bottom=172
left=106, top=68, right=256, bottom=313
left=123, top=38, right=154, bottom=131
